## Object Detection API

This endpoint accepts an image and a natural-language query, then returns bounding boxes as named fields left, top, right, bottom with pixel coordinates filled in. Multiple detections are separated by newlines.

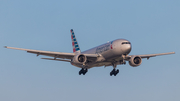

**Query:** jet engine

left=72, top=54, right=87, bottom=64
left=129, top=56, right=142, bottom=67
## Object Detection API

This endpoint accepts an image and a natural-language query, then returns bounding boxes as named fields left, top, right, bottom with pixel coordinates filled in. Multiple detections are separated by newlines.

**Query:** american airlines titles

left=95, top=43, right=111, bottom=54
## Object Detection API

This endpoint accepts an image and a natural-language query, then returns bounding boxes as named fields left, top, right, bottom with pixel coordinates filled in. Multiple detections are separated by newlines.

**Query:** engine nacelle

left=129, top=56, right=142, bottom=67
left=72, top=54, right=87, bottom=64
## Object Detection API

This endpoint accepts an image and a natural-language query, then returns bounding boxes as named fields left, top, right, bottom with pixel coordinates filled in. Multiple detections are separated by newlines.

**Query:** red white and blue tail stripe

left=70, top=29, right=81, bottom=53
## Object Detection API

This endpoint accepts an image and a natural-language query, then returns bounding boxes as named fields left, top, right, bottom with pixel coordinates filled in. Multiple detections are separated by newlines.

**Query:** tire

left=79, top=69, right=83, bottom=75
left=116, top=69, right=119, bottom=74
left=110, top=72, right=113, bottom=76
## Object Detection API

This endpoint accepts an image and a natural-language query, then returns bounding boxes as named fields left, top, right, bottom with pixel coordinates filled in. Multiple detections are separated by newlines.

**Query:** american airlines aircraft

left=5, top=29, right=175, bottom=76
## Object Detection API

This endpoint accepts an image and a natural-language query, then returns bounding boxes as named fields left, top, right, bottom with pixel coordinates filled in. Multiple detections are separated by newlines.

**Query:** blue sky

left=0, top=0, right=180, bottom=101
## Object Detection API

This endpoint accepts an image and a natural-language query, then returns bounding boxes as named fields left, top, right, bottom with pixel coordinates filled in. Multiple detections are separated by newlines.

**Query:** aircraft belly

left=88, top=62, right=112, bottom=68
left=101, top=49, right=115, bottom=59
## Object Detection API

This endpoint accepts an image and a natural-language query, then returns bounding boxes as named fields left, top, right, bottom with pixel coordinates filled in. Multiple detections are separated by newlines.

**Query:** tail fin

left=70, top=29, right=81, bottom=53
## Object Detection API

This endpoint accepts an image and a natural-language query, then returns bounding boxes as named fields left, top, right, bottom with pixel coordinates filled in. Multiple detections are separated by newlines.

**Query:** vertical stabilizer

left=70, top=29, right=81, bottom=54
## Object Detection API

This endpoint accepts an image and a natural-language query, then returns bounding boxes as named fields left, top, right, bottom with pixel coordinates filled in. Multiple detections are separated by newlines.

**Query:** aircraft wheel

left=85, top=69, right=88, bottom=73
left=115, top=69, right=119, bottom=76
left=79, top=68, right=88, bottom=75
left=110, top=69, right=115, bottom=76
left=110, top=69, right=119, bottom=76
left=110, top=72, right=113, bottom=76
left=79, top=71, right=82, bottom=75
left=79, top=68, right=83, bottom=75
left=116, top=69, right=119, bottom=74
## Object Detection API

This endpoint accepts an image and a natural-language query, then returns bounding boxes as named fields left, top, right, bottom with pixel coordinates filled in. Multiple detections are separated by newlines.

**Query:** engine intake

left=72, top=54, right=87, bottom=64
left=78, top=55, right=86, bottom=63
left=129, top=56, right=142, bottom=67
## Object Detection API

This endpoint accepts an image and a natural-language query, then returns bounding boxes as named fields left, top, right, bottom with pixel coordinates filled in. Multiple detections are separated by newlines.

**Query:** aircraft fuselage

left=72, top=39, right=132, bottom=68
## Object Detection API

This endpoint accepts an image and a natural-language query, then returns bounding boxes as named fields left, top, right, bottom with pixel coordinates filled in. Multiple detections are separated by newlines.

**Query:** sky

left=0, top=0, right=180, bottom=101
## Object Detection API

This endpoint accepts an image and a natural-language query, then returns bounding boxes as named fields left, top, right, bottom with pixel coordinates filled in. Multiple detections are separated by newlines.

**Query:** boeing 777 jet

left=5, top=29, right=175, bottom=76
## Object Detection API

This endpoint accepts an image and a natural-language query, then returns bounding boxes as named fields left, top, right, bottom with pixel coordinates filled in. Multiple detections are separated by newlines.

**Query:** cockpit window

left=122, top=42, right=131, bottom=44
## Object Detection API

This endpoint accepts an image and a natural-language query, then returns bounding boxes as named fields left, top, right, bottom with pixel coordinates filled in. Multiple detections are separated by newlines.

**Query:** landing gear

left=110, top=62, right=119, bottom=76
left=110, top=69, right=119, bottom=76
left=119, top=60, right=126, bottom=65
left=79, top=68, right=88, bottom=75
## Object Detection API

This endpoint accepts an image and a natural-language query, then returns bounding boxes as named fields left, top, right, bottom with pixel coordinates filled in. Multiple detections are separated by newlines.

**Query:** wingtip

left=169, top=52, right=175, bottom=54
left=4, top=46, right=7, bottom=48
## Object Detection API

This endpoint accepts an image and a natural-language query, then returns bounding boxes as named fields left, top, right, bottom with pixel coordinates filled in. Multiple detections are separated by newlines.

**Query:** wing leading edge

left=5, top=46, right=75, bottom=59
left=128, top=52, right=175, bottom=60
left=4, top=46, right=98, bottom=62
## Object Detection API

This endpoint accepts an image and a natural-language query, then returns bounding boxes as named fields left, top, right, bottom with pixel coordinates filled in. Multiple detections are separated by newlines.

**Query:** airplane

left=5, top=29, right=175, bottom=76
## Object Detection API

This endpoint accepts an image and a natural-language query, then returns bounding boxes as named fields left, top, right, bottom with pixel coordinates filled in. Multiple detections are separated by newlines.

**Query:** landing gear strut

left=110, top=69, right=119, bottom=76
left=79, top=68, right=88, bottom=75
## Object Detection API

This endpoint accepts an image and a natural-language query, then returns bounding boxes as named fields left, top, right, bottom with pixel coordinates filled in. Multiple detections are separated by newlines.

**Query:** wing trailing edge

left=41, top=58, right=71, bottom=62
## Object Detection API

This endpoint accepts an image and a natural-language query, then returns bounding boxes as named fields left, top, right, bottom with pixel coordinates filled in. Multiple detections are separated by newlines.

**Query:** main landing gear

left=79, top=68, right=88, bottom=75
left=110, top=69, right=119, bottom=76
left=110, top=62, right=120, bottom=76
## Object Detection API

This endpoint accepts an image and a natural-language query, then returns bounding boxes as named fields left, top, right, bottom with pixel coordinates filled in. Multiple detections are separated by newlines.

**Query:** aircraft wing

left=5, top=46, right=75, bottom=59
left=128, top=52, right=175, bottom=59
left=5, top=46, right=98, bottom=62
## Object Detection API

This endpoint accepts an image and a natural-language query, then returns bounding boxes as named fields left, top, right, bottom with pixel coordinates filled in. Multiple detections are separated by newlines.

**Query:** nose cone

left=122, top=43, right=131, bottom=55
